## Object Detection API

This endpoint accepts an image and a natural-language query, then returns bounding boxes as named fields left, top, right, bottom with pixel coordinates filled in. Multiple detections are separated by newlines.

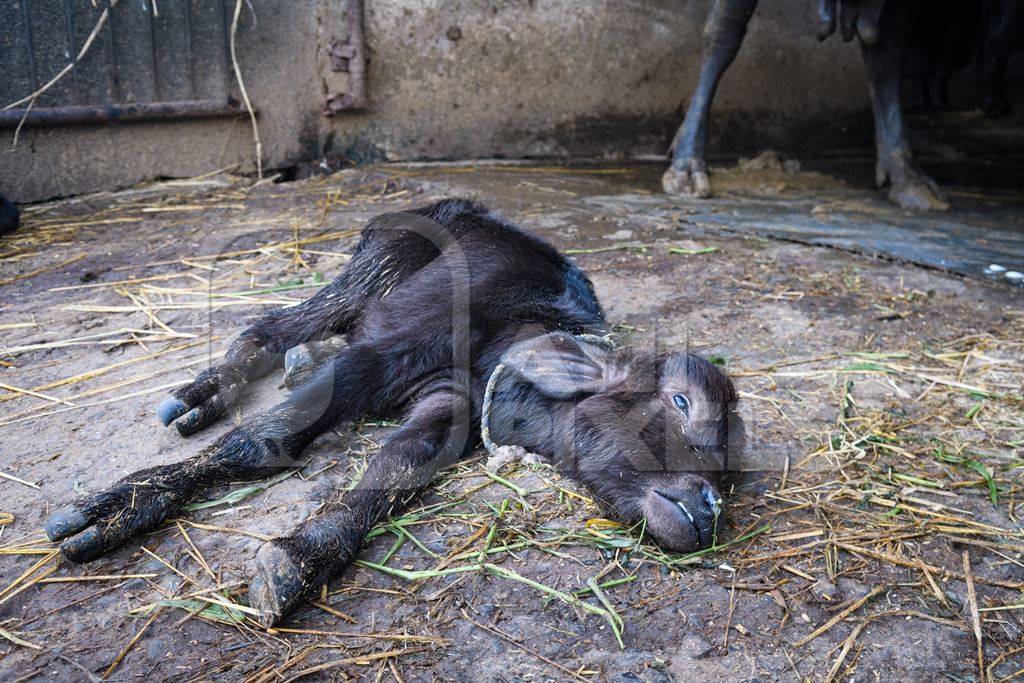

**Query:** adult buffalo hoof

left=662, top=163, right=712, bottom=199
left=888, top=172, right=950, bottom=212
left=249, top=542, right=310, bottom=627
left=982, top=94, right=1013, bottom=119
left=876, top=158, right=950, bottom=212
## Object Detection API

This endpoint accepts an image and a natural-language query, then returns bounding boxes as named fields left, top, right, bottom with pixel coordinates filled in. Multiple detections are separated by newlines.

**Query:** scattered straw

left=963, top=550, right=985, bottom=681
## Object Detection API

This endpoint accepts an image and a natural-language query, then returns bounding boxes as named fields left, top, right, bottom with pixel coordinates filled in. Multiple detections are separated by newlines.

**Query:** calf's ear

left=502, top=332, right=619, bottom=399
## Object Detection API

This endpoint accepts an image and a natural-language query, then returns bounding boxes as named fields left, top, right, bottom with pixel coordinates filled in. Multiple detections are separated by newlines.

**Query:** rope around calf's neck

left=479, top=361, right=507, bottom=458
left=479, top=333, right=617, bottom=460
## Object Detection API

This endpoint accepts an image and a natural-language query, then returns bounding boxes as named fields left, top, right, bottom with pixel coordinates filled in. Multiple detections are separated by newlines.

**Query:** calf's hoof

left=662, top=165, right=712, bottom=199
left=156, top=397, right=189, bottom=426
left=44, top=506, right=110, bottom=562
left=283, top=337, right=346, bottom=389
left=249, top=542, right=310, bottom=627
left=43, top=506, right=90, bottom=542
left=284, top=344, right=316, bottom=379
left=282, top=344, right=317, bottom=389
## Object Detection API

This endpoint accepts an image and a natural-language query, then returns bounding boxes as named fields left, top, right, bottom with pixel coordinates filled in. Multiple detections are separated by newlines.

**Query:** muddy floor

left=0, top=159, right=1022, bottom=682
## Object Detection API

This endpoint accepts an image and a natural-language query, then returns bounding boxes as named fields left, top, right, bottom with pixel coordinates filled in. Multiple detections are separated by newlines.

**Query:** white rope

left=479, top=362, right=507, bottom=459
left=479, top=332, right=617, bottom=469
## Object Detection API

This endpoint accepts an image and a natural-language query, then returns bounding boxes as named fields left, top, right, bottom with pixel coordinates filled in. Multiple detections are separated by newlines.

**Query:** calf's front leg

left=663, top=0, right=758, bottom=198
left=248, top=388, right=472, bottom=626
left=860, top=3, right=949, bottom=211
left=157, top=290, right=351, bottom=436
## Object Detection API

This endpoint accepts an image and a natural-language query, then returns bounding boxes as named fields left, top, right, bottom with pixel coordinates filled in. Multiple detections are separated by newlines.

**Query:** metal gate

left=0, top=0, right=245, bottom=128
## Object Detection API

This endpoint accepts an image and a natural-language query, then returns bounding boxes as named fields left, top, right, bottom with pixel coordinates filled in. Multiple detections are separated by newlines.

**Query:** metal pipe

left=0, top=99, right=246, bottom=129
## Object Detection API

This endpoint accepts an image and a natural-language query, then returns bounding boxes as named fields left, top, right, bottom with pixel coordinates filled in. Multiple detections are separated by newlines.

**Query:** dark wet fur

left=46, top=199, right=738, bottom=624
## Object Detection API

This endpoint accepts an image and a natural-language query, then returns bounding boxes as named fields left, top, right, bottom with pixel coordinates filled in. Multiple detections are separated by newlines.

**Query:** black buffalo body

left=905, top=0, right=1024, bottom=116
left=44, top=199, right=741, bottom=626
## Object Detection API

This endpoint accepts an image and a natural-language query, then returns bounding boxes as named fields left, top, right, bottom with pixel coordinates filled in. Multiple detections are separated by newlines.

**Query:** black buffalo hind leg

left=860, top=4, right=949, bottom=211
left=663, top=0, right=758, bottom=198
left=248, top=387, right=472, bottom=626
left=48, top=344, right=388, bottom=561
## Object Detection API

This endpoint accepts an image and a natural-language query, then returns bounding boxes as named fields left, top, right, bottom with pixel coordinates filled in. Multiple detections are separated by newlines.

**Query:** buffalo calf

left=45, top=199, right=742, bottom=626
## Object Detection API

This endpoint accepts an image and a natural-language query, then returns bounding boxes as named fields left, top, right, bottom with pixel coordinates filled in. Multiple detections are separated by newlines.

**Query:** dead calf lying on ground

left=44, top=199, right=743, bottom=626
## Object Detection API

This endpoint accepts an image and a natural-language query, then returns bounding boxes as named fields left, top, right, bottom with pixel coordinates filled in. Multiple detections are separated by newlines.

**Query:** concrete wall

left=346, top=0, right=870, bottom=162
left=2, top=0, right=875, bottom=202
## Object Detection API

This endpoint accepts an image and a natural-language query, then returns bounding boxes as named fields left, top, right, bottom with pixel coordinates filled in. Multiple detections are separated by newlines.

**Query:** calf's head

left=496, top=332, right=742, bottom=552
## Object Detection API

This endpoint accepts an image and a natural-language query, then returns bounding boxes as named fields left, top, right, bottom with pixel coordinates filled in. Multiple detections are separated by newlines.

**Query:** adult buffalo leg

left=249, top=387, right=472, bottom=626
left=47, top=344, right=387, bottom=561
left=663, top=0, right=758, bottom=198
left=860, top=4, right=949, bottom=211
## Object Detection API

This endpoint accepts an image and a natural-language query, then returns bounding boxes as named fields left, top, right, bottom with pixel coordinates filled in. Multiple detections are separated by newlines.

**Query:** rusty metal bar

left=325, top=0, right=367, bottom=114
left=0, top=99, right=246, bottom=129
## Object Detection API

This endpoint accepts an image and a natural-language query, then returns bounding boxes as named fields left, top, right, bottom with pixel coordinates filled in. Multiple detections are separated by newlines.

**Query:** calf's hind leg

left=48, top=345, right=387, bottom=561
left=249, top=387, right=472, bottom=626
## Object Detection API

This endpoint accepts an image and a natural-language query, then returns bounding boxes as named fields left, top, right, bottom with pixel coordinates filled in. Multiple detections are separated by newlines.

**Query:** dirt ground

left=0, top=159, right=1022, bottom=682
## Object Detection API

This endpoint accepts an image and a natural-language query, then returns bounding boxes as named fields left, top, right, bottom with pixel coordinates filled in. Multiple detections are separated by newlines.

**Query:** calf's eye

left=673, top=393, right=690, bottom=416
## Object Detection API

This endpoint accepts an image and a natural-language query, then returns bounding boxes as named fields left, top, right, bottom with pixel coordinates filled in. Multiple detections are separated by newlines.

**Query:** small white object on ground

left=484, top=444, right=544, bottom=472
left=986, top=264, right=1007, bottom=272
left=604, top=229, right=634, bottom=241
left=1005, top=271, right=1024, bottom=281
